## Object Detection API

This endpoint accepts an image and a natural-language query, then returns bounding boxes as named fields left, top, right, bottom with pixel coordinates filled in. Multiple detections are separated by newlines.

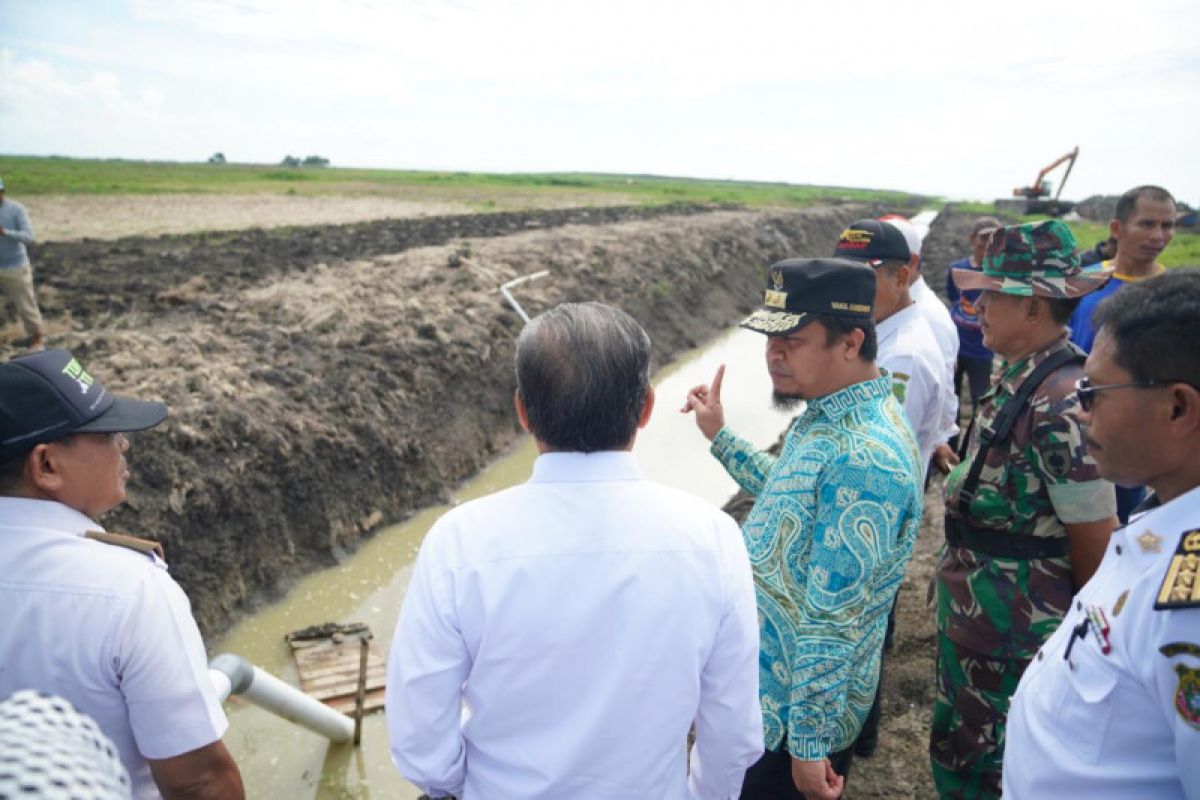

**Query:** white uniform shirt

left=911, top=275, right=960, bottom=444
left=876, top=302, right=953, bottom=473
left=1005, top=485, right=1200, bottom=799
left=0, top=498, right=228, bottom=800
left=386, top=451, right=763, bottom=799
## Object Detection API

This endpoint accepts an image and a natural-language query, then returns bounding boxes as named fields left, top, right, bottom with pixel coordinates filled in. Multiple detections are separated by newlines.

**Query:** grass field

left=1020, top=216, right=1200, bottom=269
left=0, top=155, right=925, bottom=210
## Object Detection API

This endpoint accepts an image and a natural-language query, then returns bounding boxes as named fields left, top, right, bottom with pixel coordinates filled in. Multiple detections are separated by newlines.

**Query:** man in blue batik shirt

left=684, top=258, right=924, bottom=799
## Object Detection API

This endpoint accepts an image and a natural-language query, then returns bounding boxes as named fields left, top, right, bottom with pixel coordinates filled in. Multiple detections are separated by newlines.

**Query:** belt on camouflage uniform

left=944, top=515, right=1069, bottom=560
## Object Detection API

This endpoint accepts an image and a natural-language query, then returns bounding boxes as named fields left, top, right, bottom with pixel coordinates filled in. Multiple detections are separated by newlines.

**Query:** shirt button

left=1076, top=601, right=1082, bottom=611
left=1037, top=651, right=1044, bottom=661
left=1116, top=544, right=1123, bottom=555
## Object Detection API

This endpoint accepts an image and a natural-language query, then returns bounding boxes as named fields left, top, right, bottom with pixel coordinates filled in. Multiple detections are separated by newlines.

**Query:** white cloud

left=2, top=0, right=1198, bottom=203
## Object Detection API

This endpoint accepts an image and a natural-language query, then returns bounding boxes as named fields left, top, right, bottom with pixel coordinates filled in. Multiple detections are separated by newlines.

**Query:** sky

left=2, top=0, right=1198, bottom=203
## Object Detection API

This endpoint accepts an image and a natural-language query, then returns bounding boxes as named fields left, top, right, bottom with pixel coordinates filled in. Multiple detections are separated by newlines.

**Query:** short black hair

left=0, top=450, right=28, bottom=495
left=810, top=314, right=878, bottom=362
left=516, top=302, right=651, bottom=452
left=1043, top=296, right=1081, bottom=326
left=1115, top=185, right=1175, bottom=224
left=1092, top=268, right=1200, bottom=386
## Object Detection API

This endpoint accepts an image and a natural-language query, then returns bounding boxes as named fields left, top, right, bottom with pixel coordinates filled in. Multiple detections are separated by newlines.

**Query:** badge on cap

left=1155, top=529, right=1200, bottom=610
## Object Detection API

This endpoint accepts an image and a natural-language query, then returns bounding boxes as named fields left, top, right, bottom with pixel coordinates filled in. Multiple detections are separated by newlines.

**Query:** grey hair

left=515, top=302, right=652, bottom=452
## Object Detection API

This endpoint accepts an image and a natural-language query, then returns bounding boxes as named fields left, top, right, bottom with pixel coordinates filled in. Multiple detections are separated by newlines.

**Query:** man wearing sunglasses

left=930, top=220, right=1118, bottom=799
left=1005, top=268, right=1200, bottom=799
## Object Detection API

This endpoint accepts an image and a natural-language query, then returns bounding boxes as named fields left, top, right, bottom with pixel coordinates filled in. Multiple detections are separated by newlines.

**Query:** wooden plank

left=325, top=688, right=386, bottom=715
left=298, top=666, right=384, bottom=690
left=300, top=672, right=386, bottom=697
left=296, top=658, right=385, bottom=682
left=287, top=626, right=388, bottom=715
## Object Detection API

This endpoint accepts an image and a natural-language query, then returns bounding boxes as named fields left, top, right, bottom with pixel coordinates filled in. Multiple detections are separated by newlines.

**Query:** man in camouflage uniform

left=930, top=220, right=1119, bottom=799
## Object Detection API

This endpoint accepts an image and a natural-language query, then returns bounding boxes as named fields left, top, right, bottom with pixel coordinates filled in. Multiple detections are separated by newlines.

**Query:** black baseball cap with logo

left=740, top=257, right=876, bottom=336
left=0, top=349, right=167, bottom=461
left=832, top=219, right=912, bottom=267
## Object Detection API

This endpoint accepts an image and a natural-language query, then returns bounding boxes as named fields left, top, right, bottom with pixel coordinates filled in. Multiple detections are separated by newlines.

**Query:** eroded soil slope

left=5, top=203, right=871, bottom=638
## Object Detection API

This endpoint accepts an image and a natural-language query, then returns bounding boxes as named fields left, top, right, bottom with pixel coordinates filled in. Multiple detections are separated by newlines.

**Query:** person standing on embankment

left=931, top=220, right=1117, bottom=799
left=1068, top=184, right=1178, bottom=524
left=0, top=177, right=45, bottom=351
left=683, top=258, right=923, bottom=799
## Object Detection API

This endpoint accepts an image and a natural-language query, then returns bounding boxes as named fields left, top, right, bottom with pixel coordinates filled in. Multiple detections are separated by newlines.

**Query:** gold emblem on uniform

left=1155, top=528, right=1200, bottom=610
left=764, top=289, right=788, bottom=309
left=771, top=268, right=785, bottom=290
left=1112, top=589, right=1129, bottom=617
left=1138, top=530, right=1162, bottom=553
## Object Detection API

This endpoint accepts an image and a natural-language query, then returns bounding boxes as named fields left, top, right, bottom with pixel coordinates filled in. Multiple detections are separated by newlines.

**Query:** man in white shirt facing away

left=386, top=301, right=763, bottom=800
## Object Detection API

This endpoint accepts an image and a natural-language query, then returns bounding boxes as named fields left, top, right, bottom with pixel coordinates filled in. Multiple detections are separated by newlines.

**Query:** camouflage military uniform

left=932, top=221, right=1117, bottom=800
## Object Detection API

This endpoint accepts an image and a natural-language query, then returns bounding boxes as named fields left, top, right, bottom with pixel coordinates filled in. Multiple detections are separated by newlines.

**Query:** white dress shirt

left=876, top=302, right=953, bottom=472
left=1005, top=485, right=1200, bottom=799
left=911, top=275, right=961, bottom=444
left=0, top=498, right=228, bottom=800
left=386, top=451, right=763, bottom=799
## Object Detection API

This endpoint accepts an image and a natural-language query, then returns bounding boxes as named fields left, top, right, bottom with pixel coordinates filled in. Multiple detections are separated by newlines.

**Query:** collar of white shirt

left=529, top=450, right=645, bottom=484
left=876, top=301, right=925, bottom=345
left=0, top=497, right=102, bottom=537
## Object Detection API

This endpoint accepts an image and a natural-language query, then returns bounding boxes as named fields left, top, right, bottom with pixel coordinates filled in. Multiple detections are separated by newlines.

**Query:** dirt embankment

left=6, top=202, right=877, bottom=639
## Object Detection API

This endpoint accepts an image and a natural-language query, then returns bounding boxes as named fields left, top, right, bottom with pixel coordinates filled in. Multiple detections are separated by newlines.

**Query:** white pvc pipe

left=209, top=654, right=354, bottom=743
left=499, top=269, right=550, bottom=323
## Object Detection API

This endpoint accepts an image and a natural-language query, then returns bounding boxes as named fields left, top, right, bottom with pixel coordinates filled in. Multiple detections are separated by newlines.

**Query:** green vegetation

left=1020, top=215, right=1200, bottom=269
left=945, top=200, right=1001, bottom=215
left=0, top=155, right=926, bottom=209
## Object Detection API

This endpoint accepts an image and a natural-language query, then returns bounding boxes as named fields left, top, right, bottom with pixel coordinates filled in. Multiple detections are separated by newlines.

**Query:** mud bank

left=10, top=203, right=874, bottom=638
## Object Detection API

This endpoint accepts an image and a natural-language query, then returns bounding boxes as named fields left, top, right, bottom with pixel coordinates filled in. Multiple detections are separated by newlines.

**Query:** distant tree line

left=280, top=155, right=330, bottom=168
left=204, top=152, right=330, bottom=167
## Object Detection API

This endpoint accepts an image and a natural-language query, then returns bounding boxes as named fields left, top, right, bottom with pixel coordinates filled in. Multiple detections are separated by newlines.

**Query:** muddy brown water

left=216, top=326, right=795, bottom=798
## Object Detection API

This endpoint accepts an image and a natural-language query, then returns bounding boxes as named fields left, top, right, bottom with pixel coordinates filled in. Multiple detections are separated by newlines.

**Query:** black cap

left=740, top=258, right=876, bottom=336
left=832, top=219, right=911, bottom=266
left=0, top=349, right=167, bottom=460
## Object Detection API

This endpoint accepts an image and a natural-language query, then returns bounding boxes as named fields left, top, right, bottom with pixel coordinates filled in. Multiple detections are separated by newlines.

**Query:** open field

left=0, top=155, right=927, bottom=241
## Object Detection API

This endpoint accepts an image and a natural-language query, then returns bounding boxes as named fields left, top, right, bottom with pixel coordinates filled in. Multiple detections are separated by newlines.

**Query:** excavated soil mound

left=4, top=203, right=875, bottom=639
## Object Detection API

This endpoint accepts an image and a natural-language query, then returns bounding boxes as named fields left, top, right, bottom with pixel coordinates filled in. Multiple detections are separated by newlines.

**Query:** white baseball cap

left=878, top=214, right=922, bottom=257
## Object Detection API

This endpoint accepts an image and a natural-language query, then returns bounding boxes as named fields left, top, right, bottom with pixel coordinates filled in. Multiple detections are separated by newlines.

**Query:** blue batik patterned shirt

left=710, top=373, right=923, bottom=760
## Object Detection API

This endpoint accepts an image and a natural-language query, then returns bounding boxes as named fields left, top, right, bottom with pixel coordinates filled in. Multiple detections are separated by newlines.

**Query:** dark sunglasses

left=1074, top=376, right=1194, bottom=412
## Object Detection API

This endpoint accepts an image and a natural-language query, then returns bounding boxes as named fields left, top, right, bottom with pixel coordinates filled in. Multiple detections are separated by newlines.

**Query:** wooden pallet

left=288, top=625, right=386, bottom=716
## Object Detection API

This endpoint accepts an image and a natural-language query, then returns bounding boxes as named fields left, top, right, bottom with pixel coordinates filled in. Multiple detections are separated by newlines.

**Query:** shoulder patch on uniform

left=1173, top=664, right=1200, bottom=729
left=1160, top=642, right=1200, bottom=658
left=1155, top=529, right=1200, bottom=610
left=84, top=530, right=166, bottom=563
left=1041, top=440, right=1073, bottom=480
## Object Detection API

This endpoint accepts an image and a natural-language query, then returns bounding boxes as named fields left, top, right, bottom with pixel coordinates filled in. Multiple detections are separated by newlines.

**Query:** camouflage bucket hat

left=951, top=219, right=1113, bottom=299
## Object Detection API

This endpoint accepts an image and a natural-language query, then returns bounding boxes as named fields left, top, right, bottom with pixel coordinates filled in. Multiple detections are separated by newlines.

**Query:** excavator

left=1013, top=146, right=1079, bottom=216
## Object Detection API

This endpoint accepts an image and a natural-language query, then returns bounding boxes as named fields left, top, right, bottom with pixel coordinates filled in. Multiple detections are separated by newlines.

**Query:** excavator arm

left=1013, top=146, right=1080, bottom=199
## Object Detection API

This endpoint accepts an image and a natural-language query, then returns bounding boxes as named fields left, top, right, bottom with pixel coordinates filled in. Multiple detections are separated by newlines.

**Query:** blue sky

left=2, top=0, right=1198, bottom=203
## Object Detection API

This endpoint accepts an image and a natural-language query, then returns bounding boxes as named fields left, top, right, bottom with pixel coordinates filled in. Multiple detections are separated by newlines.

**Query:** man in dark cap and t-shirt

left=0, top=349, right=243, bottom=800
left=683, top=258, right=924, bottom=799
